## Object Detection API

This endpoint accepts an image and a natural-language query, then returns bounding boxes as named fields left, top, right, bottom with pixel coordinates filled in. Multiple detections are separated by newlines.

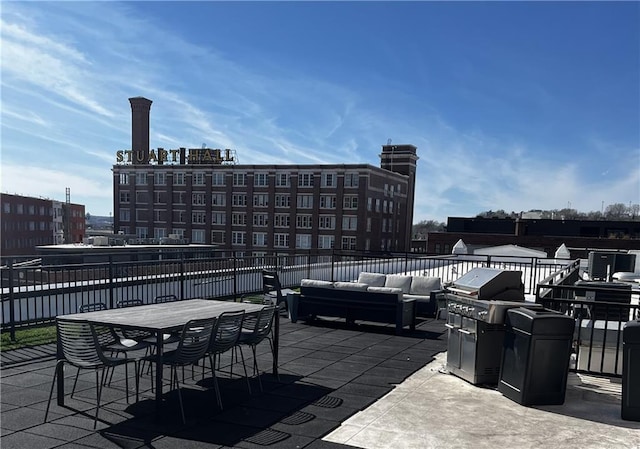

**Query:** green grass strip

left=1, top=325, right=57, bottom=351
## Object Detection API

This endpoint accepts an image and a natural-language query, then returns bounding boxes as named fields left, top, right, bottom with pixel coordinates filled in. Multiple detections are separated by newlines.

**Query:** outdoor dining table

left=55, top=299, right=275, bottom=414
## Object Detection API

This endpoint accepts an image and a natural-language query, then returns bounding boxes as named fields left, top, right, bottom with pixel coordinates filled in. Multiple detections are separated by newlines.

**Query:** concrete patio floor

left=2, top=316, right=639, bottom=449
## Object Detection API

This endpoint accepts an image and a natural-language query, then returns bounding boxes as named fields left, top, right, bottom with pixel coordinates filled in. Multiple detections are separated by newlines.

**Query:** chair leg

left=95, top=369, right=106, bottom=429
left=209, top=354, right=223, bottom=409
left=251, top=345, right=263, bottom=392
left=71, top=367, right=81, bottom=398
left=44, top=360, right=64, bottom=423
left=173, top=366, right=186, bottom=425
left=236, top=345, right=251, bottom=395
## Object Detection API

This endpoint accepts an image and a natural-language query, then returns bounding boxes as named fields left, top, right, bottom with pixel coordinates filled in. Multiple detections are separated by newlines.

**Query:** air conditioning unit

left=93, top=236, right=110, bottom=246
left=168, top=234, right=180, bottom=239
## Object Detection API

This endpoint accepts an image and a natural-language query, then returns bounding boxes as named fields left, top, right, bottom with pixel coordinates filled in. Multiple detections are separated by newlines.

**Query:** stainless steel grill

left=445, top=268, right=542, bottom=385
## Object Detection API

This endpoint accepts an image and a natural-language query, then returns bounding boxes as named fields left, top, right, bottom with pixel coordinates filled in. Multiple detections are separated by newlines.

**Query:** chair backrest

left=262, top=270, right=283, bottom=303
left=154, top=294, right=178, bottom=304
left=253, top=305, right=277, bottom=340
left=172, top=318, right=216, bottom=364
left=209, top=310, right=245, bottom=354
left=117, top=299, right=143, bottom=308
left=79, top=303, right=107, bottom=313
left=57, top=319, right=105, bottom=368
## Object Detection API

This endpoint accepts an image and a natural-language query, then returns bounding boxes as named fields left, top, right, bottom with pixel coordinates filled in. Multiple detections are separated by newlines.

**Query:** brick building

left=1, top=193, right=85, bottom=257
left=112, top=97, right=418, bottom=256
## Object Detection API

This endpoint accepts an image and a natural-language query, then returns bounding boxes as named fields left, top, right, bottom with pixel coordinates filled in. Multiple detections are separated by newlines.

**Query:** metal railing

left=536, top=262, right=639, bottom=377
left=1, top=249, right=566, bottom=341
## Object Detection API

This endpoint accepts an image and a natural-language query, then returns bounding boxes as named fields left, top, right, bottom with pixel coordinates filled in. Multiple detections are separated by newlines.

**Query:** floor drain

left=244, top=429, right=291, bottom=446
left=280, top=411, right=316, bottom=425
left=312, top=395, right=343, bottom=408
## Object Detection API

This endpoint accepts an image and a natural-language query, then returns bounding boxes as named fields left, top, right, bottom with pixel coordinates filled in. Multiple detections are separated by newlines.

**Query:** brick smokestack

left=129, top=97, right=152, bottom=165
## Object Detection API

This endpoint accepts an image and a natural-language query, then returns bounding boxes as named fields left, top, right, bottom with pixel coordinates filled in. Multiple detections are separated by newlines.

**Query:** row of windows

left=2, top=203, right=83, bottom=217
left=119, top=171, right=360, bottom=188
left=119, top=192, right=360, bottom=210
left=121, top=227, right=359, bottom=250
left=3, top=237, right=54, bottom=249
left=120, top=209, right=358, bottom=230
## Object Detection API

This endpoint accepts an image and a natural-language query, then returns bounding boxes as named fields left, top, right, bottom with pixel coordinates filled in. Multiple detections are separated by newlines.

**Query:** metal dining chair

left=45, top=319, right=140, bottom=429
left=235, top=305, right=277, bottom=392
left=154, top=294, right=179, bottom=304
left=73, top=302, right=150, bottom=396
left=141, top=317, right=216, bottom=424
left=206, top=310, right=248, bottom=409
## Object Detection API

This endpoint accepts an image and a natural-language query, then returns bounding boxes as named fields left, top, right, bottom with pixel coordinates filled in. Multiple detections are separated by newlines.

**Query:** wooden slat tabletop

left=57, top=299, right=265, bottom=332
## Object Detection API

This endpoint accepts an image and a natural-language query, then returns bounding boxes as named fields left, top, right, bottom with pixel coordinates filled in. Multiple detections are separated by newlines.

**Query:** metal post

left=8, top=262, right=16, bottom=342
left=108, top=255, right=115, bottom=309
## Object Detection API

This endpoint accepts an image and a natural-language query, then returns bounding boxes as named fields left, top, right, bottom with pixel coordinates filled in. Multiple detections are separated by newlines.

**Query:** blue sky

left=2, top=1, right=639, bottom=222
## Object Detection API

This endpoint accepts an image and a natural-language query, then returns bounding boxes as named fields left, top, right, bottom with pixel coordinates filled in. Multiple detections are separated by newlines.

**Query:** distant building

left=112, top=97, right=419, bottom=256
left=1, top=193, right=85, bottom=257
left=420, top=216, right=640, bottom=258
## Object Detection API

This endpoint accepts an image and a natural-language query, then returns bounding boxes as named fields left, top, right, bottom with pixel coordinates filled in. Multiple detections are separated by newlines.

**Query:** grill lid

left=449, top=267, right=524, bottom=301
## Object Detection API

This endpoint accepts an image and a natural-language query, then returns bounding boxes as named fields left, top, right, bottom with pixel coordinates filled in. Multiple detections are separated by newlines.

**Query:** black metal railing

left=1, top=249, right=566, bottom=341
left=536, top=263, right=639, bottom=377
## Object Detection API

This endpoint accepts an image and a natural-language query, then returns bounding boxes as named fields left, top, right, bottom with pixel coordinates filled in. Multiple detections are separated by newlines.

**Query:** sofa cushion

left=384, top=275, right=412, bottom=293
left=367, top=286, right=403, bottom=294
left=301, top=279, right=334, bottom=288
left=409, top=276, right=442, bottom=295
left=357, top=272, right=387, bottom=287
left=334, top=281, right=369, bottom=291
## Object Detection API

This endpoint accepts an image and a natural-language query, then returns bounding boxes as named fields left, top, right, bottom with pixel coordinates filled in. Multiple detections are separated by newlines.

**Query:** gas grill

left=445, top=267, right=543, bottom=385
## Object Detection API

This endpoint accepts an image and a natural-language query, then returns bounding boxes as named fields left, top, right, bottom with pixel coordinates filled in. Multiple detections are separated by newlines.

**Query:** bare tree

left=604, top=203, right=628, bottom=218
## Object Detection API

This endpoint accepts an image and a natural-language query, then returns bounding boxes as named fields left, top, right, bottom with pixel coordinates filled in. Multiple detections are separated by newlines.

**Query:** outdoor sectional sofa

left=287, top=272, right=443, bottom=335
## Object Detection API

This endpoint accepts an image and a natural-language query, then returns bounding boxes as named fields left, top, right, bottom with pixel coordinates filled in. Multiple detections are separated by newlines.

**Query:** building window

left=154, top=172, right=166, bottom=185
left=192, top=192, right=206, bottom=206
left=192, top=211, right=206, bottom=224
left=296, top=214, right=312, bottom=229
left=298, top=172, right=313, bottom=187
left=171, top=228, right=185, bottom=238
left=154, top=210, right=164, bottom=222
left=136, top=173, right=147, bottom=185
left=274, top=214, right=290, bottom=228
left=136, top=227, right=148, bottom=238
left=212, top=172, right=225, bottom=186
left=382, top=218, right=387, bottom=232
left=212, top=212, right=226, bottom=225
left=341, top=236, right=357, bottom=250
left=319, top=215, right=336, bottom=230
left=193, top=172, right=205, bottom=186
left=275, top=173, right=290, bottom=187
left=318, top=235, right=334, bottom=249
left=344, top=172, right=359, bottom=188
left=135, top=209, right=147, bottom=221
left=232, top=194, right=247, bottom=207
left=212, top=230, right=226, bottom=244
left=367, top=197, right=372, bottom=211
left=154, top=228, right=166, bottom=239
left=135, top=191, right=148, bottom=204
left=173, top=191, right=186, bottom=205
left=154, top=192, right=163, bottom=204
left=119, top=191, right=130, bottom=203
left=232, top=213, right=247, bottom=226
left=119, top=209, right=130, bottom=221
left=233, top=173, right=247, bottom=187
left=367, top=217, right=371, bottom=232
left=322, top=172, right=336, bottom=187
left=192, top=229, right=205, bottom=243
left=296, top=194, right=313, bottom=209
left=253, top=194, right=269, bottom=207
left=174, top=172, right=186, bottom=185
left=253, top=232, right=267, bottom=247
left=319, top=195, right=336, bottom=209
left=275, top=194, right=290, bottom=208
left=375, top=199, right=381, bottom=212
left=296, top=234, right=312, bottom=249
left=174, top=210, right=185, bottom=223
left=342, top=216, right=358, bottom=230
left=253, top=213, right=269, bottom=227
left=212, top=193, right=225, bottom=207
left=232, top=231, right=246, bottom=245
left=343, top=196, right=358, bottom=209
left=389, top=201, right=393, bottom=214
left=254, top=173, right=269, bottom=187
left=274, top=233, right=289, bottom=248
left=119, top=173, right=130, bottom=185
left=383, top=200, right=388, bottom=213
